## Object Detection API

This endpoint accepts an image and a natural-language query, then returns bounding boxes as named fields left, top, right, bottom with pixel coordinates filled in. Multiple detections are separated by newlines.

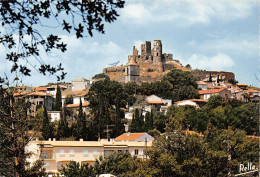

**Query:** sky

left=0, top=0, right=259, bottom=87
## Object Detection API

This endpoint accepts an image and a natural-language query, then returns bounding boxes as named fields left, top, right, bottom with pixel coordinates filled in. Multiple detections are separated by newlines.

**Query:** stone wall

left=191, top=70, right=235, bottom=81
left=103, top=66, right=125, bottom=73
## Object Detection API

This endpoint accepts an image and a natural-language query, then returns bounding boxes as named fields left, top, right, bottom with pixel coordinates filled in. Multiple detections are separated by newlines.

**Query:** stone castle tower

left=125, top=50, right=140, bottom=82
left=152, top=40, right=162, bottom=64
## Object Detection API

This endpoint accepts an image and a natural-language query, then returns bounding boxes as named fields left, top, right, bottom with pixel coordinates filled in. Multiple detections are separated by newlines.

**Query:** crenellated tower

left=152, top=40, right=162, bottom=64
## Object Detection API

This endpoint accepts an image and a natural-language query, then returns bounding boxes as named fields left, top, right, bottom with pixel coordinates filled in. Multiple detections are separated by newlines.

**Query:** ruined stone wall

left=191, top=70, right=235, bottom=81
left=103, top=66, right=125, bottom=73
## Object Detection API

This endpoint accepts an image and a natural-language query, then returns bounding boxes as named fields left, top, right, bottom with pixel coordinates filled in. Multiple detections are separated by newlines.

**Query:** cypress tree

left=56, top=106, right=69, bottom=139
left=131, top=109, right=145, bottom=132
left=208, top=72, right=212, bottom=82
left=55, top=84, right=62, bottom=111
left=73, top=98, right=87, bottom=140
left=41, top=107, right=54, bottom=140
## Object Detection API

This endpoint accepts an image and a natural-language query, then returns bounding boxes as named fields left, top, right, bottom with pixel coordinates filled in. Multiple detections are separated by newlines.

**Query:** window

left=69, top=149, right=75, bottom=157
left=60, top=149, right=65, bottom=157
left=93, top=149, right=98, bottom=157
left=134, top=149, right=139, bottom=155
left=83, top=149, right=88, bottom=157
left=41, top=151, right=47, bottom=159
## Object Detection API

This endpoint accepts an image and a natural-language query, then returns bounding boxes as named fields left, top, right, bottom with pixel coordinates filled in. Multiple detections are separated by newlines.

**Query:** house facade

left=198, top=88, right=232, bottom=100
left=26, top=134, right=153, bottom=175
left=24, top=92, right=54, bottom=116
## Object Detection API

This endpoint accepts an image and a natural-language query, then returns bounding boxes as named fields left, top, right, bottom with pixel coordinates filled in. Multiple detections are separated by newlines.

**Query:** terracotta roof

left=28, top=92, right=52, bottom=97
left=146, top=100, right=164, bottom=104
left=236, top=84, right=247, bottom=86
left=115, top=133, right=145, bottom=141
left=35, top=87, right=48, bottom=91
left=13, top=91, right=30, bottom=97
left=196, top=81, right=207, bottom=85
left=47, top=85, right=67, bottom=89
left=198, top=88, right=225, bottom=95
left=189, top=99, right=208, bottom=102
left=63, top=90, right=89, bottom=97
left=66, top=102, right=89, bottom=108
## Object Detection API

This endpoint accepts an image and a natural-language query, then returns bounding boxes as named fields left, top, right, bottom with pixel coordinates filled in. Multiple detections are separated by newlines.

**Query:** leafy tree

left=0, top=87, right=46, bottom=176
left=185, top=64, right=191, bottom=69
left=92, top=73, right=110, bottom=80
left=0, top=0, right=125, bottom=80
left=146, top=128, right=259, bottom=177
left=163, top=69, right=198, bottom=101
left=65, top=95, right=73, bottom=105
left=87, top=78, right=127, bottom=139
left=206, top=95, right=223, bottom=109
left=41, top=106, right=54, bottom=140
left=59, top=161, right=94, bottom=177
left=94, top=152, right=141, bottom=176
left=54, top=85, right=62, bottom=111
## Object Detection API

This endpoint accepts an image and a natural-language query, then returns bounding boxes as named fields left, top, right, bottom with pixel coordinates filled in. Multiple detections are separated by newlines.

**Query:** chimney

left=127, top=132, right=130, bottom=137
left=53, top=138, right=56, bottom=141
left=79, top=138, right=84, bottom=142
left=48, top=138, right=51, bottom=141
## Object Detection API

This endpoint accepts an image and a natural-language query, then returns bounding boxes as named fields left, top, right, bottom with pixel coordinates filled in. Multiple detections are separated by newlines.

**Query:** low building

left=145, top=95, right=172, bottom=112
left=24, top=92, right=54, bottom=116
left=46, top=85, right=67, bottom=96
left=26, top=133, right=153, bottom=175
left=47, top=111, right=61, bottom=122
left=66, top=102, right=90, bottom=115
left=196, top=81, right=207, bottom=90
left=115, top=133, right=154, bottom=142
left=72, top=78, right=91, bottom=91
left=198, top=88, right=232, bottom=100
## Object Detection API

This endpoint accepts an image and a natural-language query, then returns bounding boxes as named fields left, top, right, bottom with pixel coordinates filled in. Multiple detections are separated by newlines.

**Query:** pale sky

left=1, top=0, right=259, bottom=87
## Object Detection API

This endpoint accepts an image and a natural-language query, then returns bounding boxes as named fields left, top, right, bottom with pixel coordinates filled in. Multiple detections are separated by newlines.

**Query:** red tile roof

left=146, top=100, right=164, bottom=104
left=198, top=88, right=225, bottom=95
left=196, top=81, right=207, bottom=85
left=66, top=102, right=89, bottom=108
left=63, top=90, right=89, bottom=97
left=35, top=87, right=48, bottom=91
left=115, top=133, right=145, bottom=141
left=28, top=92, right=52, bottom=97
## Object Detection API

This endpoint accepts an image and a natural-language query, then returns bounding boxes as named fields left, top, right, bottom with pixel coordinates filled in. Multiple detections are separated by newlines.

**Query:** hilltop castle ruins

left=103, top=39, right=235, bottom=83
left=103, top=40, right=181, bottom=83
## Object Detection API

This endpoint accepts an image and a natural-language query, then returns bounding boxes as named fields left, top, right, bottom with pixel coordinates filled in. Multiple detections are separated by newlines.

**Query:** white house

left=72, top=78, right=91, bottom=91
left=47, top=111, right=61, bottom=121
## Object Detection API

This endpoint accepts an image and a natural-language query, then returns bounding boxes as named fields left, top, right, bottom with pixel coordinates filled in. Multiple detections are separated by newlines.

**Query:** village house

left=198, top=88, right=232, bottom=100
left=46, top=85, right=67, bottom=96
left=47, top=111, right=62, bottom=122
left=145, top=95, right=172, bottom=112
left=72, top=78, right=91, bottom=91
left=24, top=92, right=54, bottom=116
left=196, top=81, right=207, bottom=90
left=26, top=133, right=154, bottom=175
left=63, top=90, right=89, bottom=115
